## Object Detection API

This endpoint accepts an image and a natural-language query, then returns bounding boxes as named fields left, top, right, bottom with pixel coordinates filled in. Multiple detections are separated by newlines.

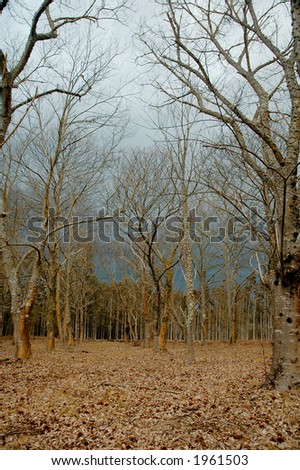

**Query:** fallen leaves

left=0, top=339, right=299, bottom=450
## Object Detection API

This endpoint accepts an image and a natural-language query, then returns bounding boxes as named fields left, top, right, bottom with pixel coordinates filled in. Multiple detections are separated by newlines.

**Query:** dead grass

left=1, top=338, right=299, bottom=450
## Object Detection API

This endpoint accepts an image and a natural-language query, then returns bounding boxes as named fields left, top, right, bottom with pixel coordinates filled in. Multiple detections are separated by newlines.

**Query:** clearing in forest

left=1, top=339, right=300, bottom=450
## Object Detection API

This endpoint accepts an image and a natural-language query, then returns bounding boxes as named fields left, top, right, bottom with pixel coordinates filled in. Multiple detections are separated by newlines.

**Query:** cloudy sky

left=2, top=1, right=291, bottom=148
left=0, top=0, right=163, bottom=147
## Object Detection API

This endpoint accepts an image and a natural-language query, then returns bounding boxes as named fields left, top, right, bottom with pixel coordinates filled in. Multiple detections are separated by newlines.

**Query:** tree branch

left=0, top=0, right=9, bottom=13
left=10, top=0, right=55, bottom=81
left=11, top=88, right=83, bottom=113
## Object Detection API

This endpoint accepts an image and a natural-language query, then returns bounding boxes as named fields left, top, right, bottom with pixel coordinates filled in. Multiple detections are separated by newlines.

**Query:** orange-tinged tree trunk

left=159, top=267, right=173, bottom=351
left=56, top=271, right=63, bottom=342
left=48, top=330, right=55, bottom=352
left=15, top=260, right=41, bottom=359
left=159, top=309, right=169, bottom=351
left=17, top=306, right=32, bottom=359
left=143, top=286, right=151, bottom=348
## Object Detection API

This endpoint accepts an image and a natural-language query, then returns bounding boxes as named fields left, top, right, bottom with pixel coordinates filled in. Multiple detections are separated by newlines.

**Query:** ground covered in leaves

left=1, top=338, right=300, bottom=450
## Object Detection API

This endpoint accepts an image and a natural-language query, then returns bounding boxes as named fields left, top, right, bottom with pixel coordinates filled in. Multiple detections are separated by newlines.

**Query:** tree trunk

left=128, top=311, right=139, bottom=345
left=186, top=320, right=194, bottom=365
left=17, top=306, right=32, bottom=359
left=159, top=306, right=169, bottom=351
left=2, top=248, right=41, bottom=359
left=80, top=307, right=84, bottom=344
left=124, top=313, right=130, bottom=344
left=200, top=281, right=207, bottom=343
left=252, top=297, right=257, bottom=340
left=159, top=267, right=173, bottom=351
left=143, top=285, right=151, bottom=348
left=64, top=289, right=74, bottom=348
left=182, top=197, right=195, bottom=364
left=12, top=264, right=40, bottom=360
left=63, top=255, right=74, bottom=348
left=0, top=50, right=12, bottom=143
left=153, top=283, right=161, bottom=350
left=17, top=258, right=41, bottom=358
left=230, top=302, right=237, bottom=345
left=46, top=268, right=56, bottom=352
left=186, top=264, right=195, bottom=364
left=270, top=283, right=300, bottom=390
left=56, top=270, right=63, bottom=342
left=47, top=298, right=56, bottom=351
left=291, top=0, right=300, bottom=78
left=47, top=329, right=55, bottom=352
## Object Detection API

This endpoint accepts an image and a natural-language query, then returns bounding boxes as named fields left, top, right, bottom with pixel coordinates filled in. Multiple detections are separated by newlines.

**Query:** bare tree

left=141, top=0, right=300, bottom=390
left=111, top=149, right=180, bottom=349
left=0, top=0, right=128, bottom=358
left=154, top=102, right=202, bottom=361
left=0, top=0, right=128, bottom=141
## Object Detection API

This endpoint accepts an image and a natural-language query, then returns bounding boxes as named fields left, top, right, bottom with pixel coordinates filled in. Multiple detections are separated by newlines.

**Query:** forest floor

left=1, top=338, right=300, bottom=450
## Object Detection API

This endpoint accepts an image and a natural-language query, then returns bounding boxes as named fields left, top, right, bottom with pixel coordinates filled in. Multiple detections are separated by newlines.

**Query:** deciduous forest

left=0, top=0, right=300, bottom=451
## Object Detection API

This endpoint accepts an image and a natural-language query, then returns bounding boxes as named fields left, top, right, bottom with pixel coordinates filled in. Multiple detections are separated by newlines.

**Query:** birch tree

left=141, top=0, right=300, bottom=390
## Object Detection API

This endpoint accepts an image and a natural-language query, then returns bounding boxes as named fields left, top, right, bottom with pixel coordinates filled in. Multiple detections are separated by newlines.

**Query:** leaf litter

left=1, top=338, right=299, bottom=450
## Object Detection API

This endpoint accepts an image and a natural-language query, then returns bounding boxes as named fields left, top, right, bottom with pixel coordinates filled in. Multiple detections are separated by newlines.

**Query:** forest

left=0, top=0, right=300, bottom=451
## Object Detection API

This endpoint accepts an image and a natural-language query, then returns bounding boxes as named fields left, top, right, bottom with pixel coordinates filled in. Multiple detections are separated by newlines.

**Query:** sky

left=0, top=0, right=163, bottom=148
left=0, top=0, right=292, bottom=147
left=0, top=0, right=292, bottom=287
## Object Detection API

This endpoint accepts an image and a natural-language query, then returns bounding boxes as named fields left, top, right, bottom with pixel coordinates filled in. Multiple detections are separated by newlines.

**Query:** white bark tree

left=141, top=0, right=300, bottom=390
